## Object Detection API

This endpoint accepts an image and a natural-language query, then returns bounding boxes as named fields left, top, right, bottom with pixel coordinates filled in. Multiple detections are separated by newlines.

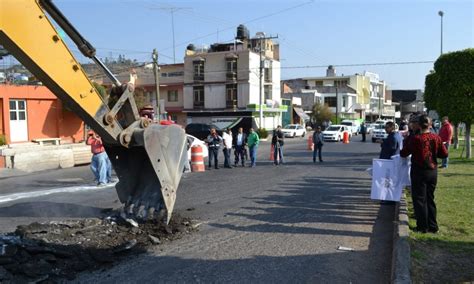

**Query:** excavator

left=0, top=0, right=188, bottom=223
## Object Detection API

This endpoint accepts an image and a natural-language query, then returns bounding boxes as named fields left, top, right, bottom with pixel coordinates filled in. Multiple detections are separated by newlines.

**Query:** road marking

left=0, top=183, right=116, bottom=204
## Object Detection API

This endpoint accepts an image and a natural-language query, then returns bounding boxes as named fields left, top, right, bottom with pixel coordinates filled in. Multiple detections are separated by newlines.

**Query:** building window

left=342, top=96, right=347, bottom=108
left=226, top=84, right=237, bottom=108
left=168, top=90, right=178, bottom=102
left=315, top=81, right=323, bottom=87
left=193, top=62, right=204, bottom=81
left=325, top=97, right=337, bottom=107
left=264, top=85, right=272, bottom=101
left=226, top=59, right=237, bottom=81
left=264, top=67, right=272, bottom=82
left=334, top=80, right=348, bottom=87
left=193, top=86, right=204, bottom=107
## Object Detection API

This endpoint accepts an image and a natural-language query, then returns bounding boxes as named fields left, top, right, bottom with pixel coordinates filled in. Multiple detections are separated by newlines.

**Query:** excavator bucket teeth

left=106, top=125, right=188, bottom=223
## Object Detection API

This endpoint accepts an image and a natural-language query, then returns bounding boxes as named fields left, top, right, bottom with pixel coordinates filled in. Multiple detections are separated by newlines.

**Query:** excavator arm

left=0, top=0, right=188, bottom=222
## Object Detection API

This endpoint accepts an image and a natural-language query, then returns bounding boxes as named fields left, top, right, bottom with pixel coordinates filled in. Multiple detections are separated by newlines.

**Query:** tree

left=425, top=48, right=474, bottom=158
left=310, top=102, right=334, bottom=128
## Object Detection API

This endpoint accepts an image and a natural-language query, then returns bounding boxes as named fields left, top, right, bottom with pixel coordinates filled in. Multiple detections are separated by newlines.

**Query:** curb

left=391, top=193, right=412, bottom=284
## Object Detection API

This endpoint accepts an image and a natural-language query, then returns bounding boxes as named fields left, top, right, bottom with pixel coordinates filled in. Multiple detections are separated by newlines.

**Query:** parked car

left=322, top=125, right=351, bottom=142
left=371, top=121, right=399, bottom=142
left=185, top=123, right=223, bottom=141
left=281, top=124, right=306, bottom=138
left=372, top=124, right=386, bottom=142
left=341, top=120, right=360, bottom=136
left=186, top=134, right=209, bottom=161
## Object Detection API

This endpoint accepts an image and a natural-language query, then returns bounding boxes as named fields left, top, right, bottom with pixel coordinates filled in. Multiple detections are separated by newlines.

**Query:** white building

left=183, top=26, right=285, bottom=130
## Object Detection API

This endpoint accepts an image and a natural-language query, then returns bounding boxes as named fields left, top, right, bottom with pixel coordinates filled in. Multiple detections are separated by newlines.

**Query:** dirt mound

left=0, top=214, right=198, bottom=283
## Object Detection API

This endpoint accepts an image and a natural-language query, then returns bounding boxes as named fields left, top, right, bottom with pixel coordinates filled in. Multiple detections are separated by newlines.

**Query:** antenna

left=151, top=6, right=192, bottom=64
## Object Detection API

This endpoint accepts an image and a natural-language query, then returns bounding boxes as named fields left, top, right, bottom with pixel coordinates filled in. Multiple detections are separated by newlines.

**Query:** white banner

left=371, top=156, right=409, bottom=201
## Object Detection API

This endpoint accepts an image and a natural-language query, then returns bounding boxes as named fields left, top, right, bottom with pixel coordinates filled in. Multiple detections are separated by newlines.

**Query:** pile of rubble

left=0, top=214, right=198, bottom=283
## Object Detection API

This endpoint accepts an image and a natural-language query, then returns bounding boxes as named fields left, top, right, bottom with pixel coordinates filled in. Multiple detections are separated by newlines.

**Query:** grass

left=406, top=136, right=474, bottom=282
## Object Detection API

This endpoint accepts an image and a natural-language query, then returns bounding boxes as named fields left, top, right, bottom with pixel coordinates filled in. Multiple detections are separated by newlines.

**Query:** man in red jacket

left=438, top=116, right=453, bottom=168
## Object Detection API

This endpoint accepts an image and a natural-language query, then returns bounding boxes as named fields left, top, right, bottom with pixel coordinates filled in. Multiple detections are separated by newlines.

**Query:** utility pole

left=152, top=49, right=161, bottom=121
left=257, top=34, right=278, bottom=129
left=335, top=87, right=338, bottom=124
left=438, top=11, right=444, bottom=55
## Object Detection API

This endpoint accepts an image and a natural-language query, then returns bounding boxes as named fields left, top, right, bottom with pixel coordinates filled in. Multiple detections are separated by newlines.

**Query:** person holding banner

left=400, top=115, right=448, bottom=234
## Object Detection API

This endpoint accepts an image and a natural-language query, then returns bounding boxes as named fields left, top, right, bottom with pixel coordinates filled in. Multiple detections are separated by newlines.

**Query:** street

left=0, top=136, right=394, bottom=282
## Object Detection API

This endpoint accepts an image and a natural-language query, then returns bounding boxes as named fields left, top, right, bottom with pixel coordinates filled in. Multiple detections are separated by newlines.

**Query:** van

left=341, top=120, right=360, bottom=136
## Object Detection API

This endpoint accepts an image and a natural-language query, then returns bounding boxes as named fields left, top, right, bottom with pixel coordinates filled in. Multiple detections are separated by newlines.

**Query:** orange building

left=0, top=85, right=85, bottom=145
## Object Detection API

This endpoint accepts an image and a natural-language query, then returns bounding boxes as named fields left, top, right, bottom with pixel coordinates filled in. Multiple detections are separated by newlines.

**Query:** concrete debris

left=0, top=214, right=198, bottom=282
left=148, top=234, right=161, bottom=245
left=125, top=218, right=139, bottom=228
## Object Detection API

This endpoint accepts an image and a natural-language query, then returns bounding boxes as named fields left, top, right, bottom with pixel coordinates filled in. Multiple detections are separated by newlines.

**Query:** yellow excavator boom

left=0, top=0, right=188, bottom=222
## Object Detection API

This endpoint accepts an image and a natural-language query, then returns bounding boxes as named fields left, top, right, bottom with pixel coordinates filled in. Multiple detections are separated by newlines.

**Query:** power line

left=86, top=59, right=435, bottom=80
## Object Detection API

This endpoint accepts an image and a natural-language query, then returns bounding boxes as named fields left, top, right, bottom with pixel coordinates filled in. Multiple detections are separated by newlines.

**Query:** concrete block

left=10, top=148, right=74, bottom=172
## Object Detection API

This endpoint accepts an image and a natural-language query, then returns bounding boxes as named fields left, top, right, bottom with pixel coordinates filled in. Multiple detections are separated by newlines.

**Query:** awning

left=293, top=107, right=310, bottom=121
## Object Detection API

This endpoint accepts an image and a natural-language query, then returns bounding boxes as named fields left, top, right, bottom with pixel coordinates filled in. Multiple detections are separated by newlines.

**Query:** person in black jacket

left=272, top=125, right=285, bottom=165
left=379, top=121, right=398, bottom=159
left=233, top=127, right=247, bottom=167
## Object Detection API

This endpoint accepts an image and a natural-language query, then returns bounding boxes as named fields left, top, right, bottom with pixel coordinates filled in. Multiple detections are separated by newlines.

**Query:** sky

left=49, top=0, right=474, bottom=90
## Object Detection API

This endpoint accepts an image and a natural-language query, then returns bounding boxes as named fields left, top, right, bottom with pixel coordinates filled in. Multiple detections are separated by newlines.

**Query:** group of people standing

left=378, top=114, right=452, bottom=234
left=206, top=127, right=260, bottom=169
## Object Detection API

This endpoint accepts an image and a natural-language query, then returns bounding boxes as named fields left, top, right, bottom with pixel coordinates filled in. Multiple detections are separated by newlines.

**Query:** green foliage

left=256, top=128, right=268, bottom=139
left=310, top=102, right=334, bottom=126
left=93, top=82, right=107, bottom=100
left=0, top=134, right=6, bottom=146
left=426, top=48, right=474, bottom=125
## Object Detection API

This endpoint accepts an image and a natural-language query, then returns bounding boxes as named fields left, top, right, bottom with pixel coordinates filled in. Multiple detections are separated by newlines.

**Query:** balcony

left=226, top=99, right=238, bottom=109
left=226, top=71, right=237, bottom=81
left=193, top=74, right=204, bottom=82
left=193, top=101, right=204, bottom=109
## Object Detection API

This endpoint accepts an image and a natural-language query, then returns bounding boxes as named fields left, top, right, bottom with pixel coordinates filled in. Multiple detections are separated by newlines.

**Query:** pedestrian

left=206, top=128, right=222, bottom=169
left=438, top=116, right=453, bottom=168
left=86, top=130, right=112, bottom=186
left=360, top=122, right=367, bottom=142
left=379, top=121, right=398, bottom=159
left=400, top=115, right=448, bottom=233
left=247, top=128, right=260, bottom=167
left=271, top=125, right=284, bottom=165
left=234, top=127, right=247, bottom=167
left=222, top=128, right=233, bottom=168
left=312, top=126, right=324, bottom=163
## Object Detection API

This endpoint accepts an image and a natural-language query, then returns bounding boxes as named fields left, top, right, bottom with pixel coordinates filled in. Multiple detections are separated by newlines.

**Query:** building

left=0, top=85, right=85, bottom=144
left=182, top=25, right=285, bottom=130
left=100, top=63, right=187, bottom=126
left=283, top=66, right=393, bottom=122
left=390, top=89, right=424, bottom=120
left=281, top=83, right=319, bottom=126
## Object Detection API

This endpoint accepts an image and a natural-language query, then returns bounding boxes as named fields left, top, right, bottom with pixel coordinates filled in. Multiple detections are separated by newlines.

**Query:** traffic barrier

left=307, top=135, right=314, bottom=151
left=343, top=132, right=350, bottom=144
left=191, top=145, right=205, bottom=172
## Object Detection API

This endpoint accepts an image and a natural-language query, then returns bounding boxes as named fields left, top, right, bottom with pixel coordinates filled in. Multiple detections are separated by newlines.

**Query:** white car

left=281, top=124, right=306, bottom=138
left=186, top=134, right=209, bottom=160
left=371, top=124, right=387, bottom=142
left=322, top=125, right=352, bottom=142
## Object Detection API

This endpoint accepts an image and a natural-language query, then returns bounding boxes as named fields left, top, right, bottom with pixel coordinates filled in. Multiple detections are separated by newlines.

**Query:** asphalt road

left=0, top=135, right=394, bottom=283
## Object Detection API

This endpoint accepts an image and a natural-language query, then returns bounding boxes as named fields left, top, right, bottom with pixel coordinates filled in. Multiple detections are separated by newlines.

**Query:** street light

left=438, top=10, right=444, bottom=55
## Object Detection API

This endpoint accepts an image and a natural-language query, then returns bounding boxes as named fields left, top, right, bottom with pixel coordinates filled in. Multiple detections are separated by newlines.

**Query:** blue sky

left=54, top=0, right=473, bottom=89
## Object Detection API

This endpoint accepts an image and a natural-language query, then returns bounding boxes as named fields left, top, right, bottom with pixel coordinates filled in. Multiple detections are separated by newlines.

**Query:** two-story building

left=182, top=26, right=285, bottom=130
left=283, top=67, right=393, bottom=122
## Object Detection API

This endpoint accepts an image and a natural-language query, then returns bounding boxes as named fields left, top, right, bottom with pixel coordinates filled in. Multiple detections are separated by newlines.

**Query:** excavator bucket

left=106, top=124, right=188, bottom=223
